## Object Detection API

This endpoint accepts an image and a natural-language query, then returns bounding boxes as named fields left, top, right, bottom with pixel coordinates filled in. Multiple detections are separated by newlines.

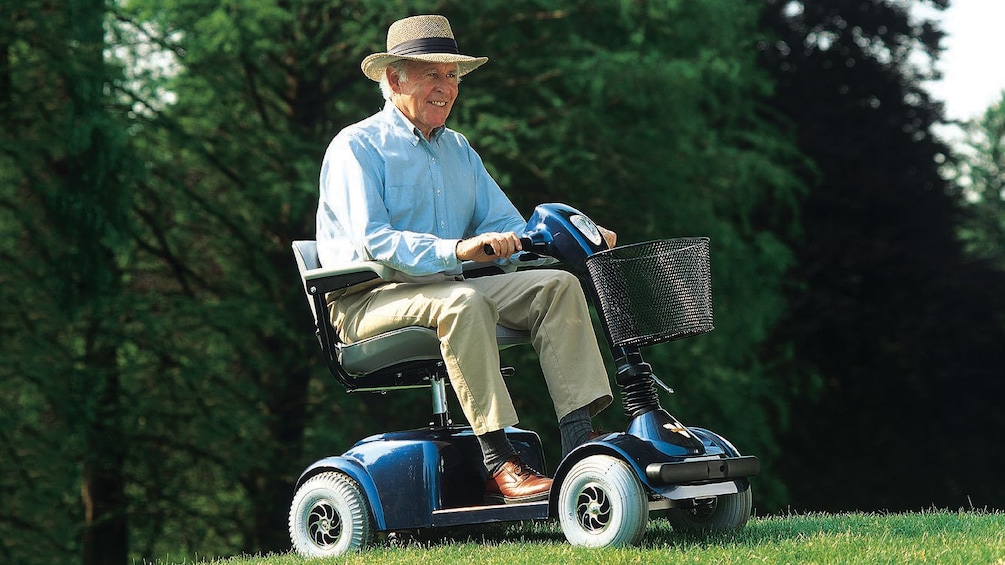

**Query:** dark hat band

left=389, top=37, right=459, bottom=56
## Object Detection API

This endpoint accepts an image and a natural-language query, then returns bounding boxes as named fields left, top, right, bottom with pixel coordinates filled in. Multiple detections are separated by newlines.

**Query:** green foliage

left=1, top=1, right=138, bottom=563
left=946, top=91, right=1005, bottom=270
left=761, top=0, right=1005, bottom=513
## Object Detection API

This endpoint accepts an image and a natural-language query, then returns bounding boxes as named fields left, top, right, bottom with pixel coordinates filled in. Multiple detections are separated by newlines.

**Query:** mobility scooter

left=289, top=203, right=759, bottom=557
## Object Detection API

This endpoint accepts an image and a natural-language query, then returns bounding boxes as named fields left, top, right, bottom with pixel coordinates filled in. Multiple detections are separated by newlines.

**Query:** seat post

left=430, top=373, right=450, bottom=428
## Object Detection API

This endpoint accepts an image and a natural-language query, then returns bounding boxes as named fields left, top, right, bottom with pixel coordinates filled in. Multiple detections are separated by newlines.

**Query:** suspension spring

left=614, top=346, right=662, bottom=418
left=619, top=377, right=661, bottom=418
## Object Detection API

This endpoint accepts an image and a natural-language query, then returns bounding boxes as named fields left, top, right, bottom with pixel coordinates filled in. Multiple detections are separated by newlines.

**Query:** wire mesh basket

left=585, top=238, right=714, bottom=348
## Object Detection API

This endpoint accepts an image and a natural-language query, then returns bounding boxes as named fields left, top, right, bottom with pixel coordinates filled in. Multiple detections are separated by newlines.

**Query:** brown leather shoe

left=484, top=457, right=552, bottom=504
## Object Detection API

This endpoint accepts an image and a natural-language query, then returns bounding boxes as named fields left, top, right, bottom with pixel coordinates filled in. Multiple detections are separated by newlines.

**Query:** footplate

left=646, top=455, right=760, bottom=485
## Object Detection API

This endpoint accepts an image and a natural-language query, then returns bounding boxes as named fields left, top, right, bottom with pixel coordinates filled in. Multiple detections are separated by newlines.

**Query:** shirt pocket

left=383, top=183, right=433, bottom=229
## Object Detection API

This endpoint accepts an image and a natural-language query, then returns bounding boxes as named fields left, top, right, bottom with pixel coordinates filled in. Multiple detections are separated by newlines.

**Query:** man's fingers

left=465, top=233, right=520, bottom=260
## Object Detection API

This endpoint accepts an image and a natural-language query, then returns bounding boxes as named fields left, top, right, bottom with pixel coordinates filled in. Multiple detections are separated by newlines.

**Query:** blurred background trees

left=1, top=0, right=1002, bottom=563
left=946, top=92, right=1005, bottom=270
left=759, top=0, right=1005, bottom=512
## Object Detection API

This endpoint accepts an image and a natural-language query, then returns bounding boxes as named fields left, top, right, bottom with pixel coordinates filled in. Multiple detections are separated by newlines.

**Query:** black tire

left=289, top=471, right=373, bottom=557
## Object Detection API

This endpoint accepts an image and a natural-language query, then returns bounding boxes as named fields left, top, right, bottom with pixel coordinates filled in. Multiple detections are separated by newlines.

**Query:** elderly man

left=316, top=14, right=614, bottom=504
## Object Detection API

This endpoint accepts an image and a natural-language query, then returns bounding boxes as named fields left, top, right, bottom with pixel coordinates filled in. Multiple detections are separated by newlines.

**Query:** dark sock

left=560, top=406, right=593, bottom=458
left=477, top=429, right=517, bottom=474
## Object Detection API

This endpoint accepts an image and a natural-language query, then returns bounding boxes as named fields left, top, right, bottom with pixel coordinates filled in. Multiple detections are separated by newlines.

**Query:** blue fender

left=295, top=454, right=390, bottom=531
left=687, top=426, right=749, bottom=458
left=294, top=439, right=444, bottom=531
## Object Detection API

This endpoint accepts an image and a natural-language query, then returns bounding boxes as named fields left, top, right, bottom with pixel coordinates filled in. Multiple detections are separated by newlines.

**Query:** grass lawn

left=150, top=510, right=1005, bottom=565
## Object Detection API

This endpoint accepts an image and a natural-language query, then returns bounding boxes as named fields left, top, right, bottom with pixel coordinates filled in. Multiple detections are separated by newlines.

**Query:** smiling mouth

left=430, top=101, right=447, bottom=107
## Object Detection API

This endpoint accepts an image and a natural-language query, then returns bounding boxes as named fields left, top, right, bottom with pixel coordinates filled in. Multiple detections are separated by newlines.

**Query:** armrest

left=460, top=254, right=559, bottom=279
left=304, top=257, right=549, bottom=294
left=302, top=261, right=395, bottom=295
left=462, top=261, right=507, bottom=279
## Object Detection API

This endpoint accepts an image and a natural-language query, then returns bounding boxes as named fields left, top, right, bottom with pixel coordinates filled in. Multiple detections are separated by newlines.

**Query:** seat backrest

left=292, top=240, right=448, bottom=393
left=291, top=240, right=322, bottom=328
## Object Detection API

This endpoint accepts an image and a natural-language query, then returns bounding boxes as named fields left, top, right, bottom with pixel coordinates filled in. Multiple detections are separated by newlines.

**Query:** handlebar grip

left=483, top=240, right=539, bottom=259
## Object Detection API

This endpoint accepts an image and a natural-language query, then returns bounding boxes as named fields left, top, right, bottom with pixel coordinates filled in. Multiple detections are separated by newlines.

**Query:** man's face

left=390, top=61, right=459, bottom=138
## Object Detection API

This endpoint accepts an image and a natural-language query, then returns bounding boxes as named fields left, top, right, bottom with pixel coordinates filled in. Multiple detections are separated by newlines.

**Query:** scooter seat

left=339, top=324, right=530, bottom=377
left=292, top=239, right=532, bottom=391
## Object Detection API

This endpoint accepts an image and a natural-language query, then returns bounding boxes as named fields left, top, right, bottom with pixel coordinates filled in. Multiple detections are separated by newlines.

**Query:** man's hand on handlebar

left=456, top=232, right=522, bottom=262
left=459, top=224, right=616, bottom=262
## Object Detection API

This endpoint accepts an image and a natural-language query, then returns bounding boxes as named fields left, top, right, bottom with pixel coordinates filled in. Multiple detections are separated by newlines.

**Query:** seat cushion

left=338, top=325, right=531, bottom=377
left=338, top=326, right=442, bottom=376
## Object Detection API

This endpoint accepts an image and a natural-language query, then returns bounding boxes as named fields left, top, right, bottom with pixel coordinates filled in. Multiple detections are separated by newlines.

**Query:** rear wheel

left=289, top=471, right=373, bottom=557
left=667, top=488, right=752, bottom=533
left=558, top=455, right=649, bottom=548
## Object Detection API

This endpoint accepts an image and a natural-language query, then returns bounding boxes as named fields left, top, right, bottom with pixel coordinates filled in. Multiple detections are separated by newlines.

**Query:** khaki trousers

left=330, top=269, right=613, bottom=435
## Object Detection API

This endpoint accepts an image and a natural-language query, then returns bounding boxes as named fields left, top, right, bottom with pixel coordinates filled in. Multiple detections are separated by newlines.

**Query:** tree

left=946, top=91, right=1005, bottom=271
left=107, top=0, right=376, bottom=556
left=759, top=0, right=1005, bottom=511
left=1, top=1, right=135, bottom=563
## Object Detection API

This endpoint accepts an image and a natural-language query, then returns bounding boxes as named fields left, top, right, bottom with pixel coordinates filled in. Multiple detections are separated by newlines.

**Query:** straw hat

left=361, top=15, right=488, bottom=82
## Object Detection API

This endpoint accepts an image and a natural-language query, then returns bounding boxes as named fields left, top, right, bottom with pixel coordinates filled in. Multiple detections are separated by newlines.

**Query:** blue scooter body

left=293, top=423, right=753, bottom=531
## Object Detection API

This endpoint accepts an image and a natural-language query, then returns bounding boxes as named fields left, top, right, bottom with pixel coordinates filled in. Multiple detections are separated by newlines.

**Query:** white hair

left=379, top=60, right=410, bottom=101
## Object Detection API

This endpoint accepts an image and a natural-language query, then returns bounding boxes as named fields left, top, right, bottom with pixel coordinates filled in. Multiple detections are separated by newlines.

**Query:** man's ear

left=386, top=67, right=402, bottom=93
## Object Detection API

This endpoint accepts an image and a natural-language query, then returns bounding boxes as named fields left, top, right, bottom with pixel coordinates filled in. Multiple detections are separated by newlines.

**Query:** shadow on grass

left=371, top=513, right=825, bottom=552
left=377, top=519, right=565, bottom=551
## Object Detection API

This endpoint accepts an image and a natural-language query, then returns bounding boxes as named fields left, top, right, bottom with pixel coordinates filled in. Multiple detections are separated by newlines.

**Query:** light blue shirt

left=316, top=102, right=527, bottom=278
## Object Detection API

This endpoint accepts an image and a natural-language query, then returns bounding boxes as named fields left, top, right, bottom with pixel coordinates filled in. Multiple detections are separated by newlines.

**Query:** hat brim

left=361, top=53, right=488, bottom=81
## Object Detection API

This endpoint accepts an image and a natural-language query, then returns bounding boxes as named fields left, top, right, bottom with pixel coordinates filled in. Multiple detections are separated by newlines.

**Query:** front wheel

left=558, top=454, right=649, bottom=548
left=666, top=487, right=752, bottom=533
left=289, top=471, right=373, bottom=558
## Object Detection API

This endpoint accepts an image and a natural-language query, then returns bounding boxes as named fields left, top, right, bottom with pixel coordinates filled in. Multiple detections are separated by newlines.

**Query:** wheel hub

left=576, top=485, right=612, bottom=533
left=307, top=499, right=341, bottom=547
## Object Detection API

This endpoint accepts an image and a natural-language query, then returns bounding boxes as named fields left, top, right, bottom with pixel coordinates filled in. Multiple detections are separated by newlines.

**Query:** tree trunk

left=81, top=338, right=128, bottom=565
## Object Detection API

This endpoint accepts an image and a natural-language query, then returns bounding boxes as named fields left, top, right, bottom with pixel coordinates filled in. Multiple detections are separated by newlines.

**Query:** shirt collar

left=383, top=101, right=446, bottom=145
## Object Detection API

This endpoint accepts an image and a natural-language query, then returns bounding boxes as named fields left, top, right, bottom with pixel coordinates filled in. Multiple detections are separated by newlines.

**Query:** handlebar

left=474, top=203, right=606, bottom=271
left=482, top=238, right=535, bottom=257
